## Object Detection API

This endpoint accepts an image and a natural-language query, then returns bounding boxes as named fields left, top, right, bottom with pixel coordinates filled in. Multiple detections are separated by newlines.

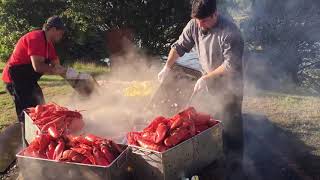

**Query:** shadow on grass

left=243, top=113, right=320, bottom=180
left=0, top=123, right=21, bottom=174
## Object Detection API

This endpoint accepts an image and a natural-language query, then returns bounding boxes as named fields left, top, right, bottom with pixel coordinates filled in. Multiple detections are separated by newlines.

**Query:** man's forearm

left=31, top=55, right=67, bottom=75
left=202, top=64, right=227, bottom=80
left=31, top=59, right=65, bottom=75
left=165, top=48, right=180, bottom=68
left=33, top=63, right=57, bottom=75
left=51, top=57, right=60, bottom=66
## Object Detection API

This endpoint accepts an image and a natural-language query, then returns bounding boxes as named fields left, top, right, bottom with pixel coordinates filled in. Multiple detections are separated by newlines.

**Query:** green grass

left=69, top=61, right=110, bottom=76
left=0, top=61, right=15, bottom=130
left=243, top=91, right=320, bottom=156
left=0, top=61, right=110, bottom=132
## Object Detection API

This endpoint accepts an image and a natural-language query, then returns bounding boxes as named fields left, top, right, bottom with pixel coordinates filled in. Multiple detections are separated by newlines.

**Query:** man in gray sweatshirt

left=158, top=0, right=245, bottom=178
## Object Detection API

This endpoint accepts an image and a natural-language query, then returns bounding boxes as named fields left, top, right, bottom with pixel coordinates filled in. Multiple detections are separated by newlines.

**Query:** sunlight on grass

left=71, top=61, right=110, bottom=75
left=243, top=92, right=320, bottom=155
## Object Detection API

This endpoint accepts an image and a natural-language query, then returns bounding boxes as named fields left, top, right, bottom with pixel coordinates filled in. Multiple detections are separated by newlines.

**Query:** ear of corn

left=123, top=81, right=155, bottom=97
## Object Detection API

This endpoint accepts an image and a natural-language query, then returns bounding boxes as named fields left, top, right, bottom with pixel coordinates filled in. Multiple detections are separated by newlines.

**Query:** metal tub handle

left=131, top=147, right=154, bottom=156
left=116, top=148, right=129, bottom=168
left=130, top=146, right=162, bottom=163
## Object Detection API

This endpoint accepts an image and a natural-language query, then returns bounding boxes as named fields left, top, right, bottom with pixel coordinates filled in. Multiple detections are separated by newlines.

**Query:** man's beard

left=200, top=28, right=209, bottom=36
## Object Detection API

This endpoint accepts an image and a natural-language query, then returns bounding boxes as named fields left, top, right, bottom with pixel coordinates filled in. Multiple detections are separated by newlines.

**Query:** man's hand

left=158, top=65, right=171, bottom=83
left=193, top=76, right=208, bottom=93
left=52, top=65, right=66, bottom=76
left=65, top=67, right=79, bottom=79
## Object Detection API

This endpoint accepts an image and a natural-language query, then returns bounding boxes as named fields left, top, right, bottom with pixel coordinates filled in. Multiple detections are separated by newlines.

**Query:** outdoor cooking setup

left=127, top=107, right=223, bottom=180
left=17, top=103, right=130, bottom=180
left=16, top=63, right=224, bottom=180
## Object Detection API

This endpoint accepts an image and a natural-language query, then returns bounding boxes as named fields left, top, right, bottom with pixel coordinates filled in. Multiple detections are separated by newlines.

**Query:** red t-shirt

left=2, top=30, right=57, bottom=83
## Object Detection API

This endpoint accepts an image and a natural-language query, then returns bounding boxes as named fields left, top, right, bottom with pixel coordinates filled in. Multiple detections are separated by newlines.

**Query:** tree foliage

left=241, top=0, right=320, bottom=92
left=0, top=0, right=191, bottom=62
left=65, top=0, right=190, bottom=56
left=0, top=0, right=319, bottom=92
left=0, top=0, right=66, bottom=61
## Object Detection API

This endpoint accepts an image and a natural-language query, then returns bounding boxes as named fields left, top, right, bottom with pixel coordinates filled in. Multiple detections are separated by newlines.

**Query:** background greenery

left=0, top=0, right=319, bottom=92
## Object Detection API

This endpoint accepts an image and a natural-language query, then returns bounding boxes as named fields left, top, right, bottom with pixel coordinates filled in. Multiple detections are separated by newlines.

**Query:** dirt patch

left=0, top=162, right=19, bottom=180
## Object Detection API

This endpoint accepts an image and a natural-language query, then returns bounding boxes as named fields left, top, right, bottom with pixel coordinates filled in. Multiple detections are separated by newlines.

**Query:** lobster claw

left=48, top=125, right=60, bottom=139
left=170, top=114, right=184, bottom=130
left=53, top=139, right=65, bottom=160
left=127, top=132, right=141, bottom=146
left=143, top=116, right=169, bottom=132
left=85, top=134, right=103, bottom=143
left=194, top=112, right=211, bottom=126
left=101, top=145, right=115, bottom=163
left=38, top=134, right=51, bottom=152
left=164, top=127, right=190, bottom=147
left=93, top=147, right=110, bottom=166
left=46, top=141, right=56, bottom=159
left=155, top=123, right=168, bottom=144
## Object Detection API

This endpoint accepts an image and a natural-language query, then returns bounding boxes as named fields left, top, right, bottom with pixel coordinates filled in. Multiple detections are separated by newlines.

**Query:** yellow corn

left=123, top=81, right=154, bottom=97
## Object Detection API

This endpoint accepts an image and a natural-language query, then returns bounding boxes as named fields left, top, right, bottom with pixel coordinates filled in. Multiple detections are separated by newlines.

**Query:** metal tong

left=184, top=90, right=196, bottom=109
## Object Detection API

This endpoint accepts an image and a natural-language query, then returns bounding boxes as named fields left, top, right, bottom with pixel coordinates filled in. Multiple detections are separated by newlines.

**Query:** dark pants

left=221, top=95, right=244, bottom=166
left=6, top=82, right=45, bottom=122
left=207, top=78, right=245, bottom=179
left=6, top=64, right=45, bottom=147
left=211, top=94, right=243, bottom=160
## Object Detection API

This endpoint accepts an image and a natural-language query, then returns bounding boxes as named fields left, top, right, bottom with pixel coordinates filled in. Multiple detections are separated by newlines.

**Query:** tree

left=0, top=0, right=192, bottom=62
left=0, top=0, right=66, bottom=61
left=65, top=0, right=191, bottom=57
left=241, top=0, right=320, bottom=92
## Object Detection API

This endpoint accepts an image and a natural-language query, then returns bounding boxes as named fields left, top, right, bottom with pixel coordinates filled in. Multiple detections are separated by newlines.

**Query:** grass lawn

left=243, top=92, right=320, bottom=156
left=0, top=61, right=15, bottom=131
left=243, top=91, right=320, bottom=156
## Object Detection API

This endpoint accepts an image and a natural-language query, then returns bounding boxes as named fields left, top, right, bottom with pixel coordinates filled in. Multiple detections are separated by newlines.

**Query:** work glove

left=65, top=67, right=79, bottom=79
left=158, top=65, right=170, bottom=83
left=193, top=76, right=208, bottom=93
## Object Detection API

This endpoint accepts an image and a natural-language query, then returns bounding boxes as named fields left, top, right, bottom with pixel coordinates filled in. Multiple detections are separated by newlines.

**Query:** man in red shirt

left=2, top=16, right=80, bottom=128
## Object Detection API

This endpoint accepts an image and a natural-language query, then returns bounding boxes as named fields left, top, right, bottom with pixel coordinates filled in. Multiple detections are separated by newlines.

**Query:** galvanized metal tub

left=16, top=146, right=130, bottom=180
left=66, top=78, right=99, bottom=97
left=24, top=111, right=38, bottom=145
left=128, top=122, right=223, bottom=180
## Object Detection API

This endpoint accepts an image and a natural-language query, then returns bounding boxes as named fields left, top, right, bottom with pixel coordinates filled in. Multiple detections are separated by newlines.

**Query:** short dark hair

left=42, top=15, right=66, bottom=31
left=191, top=0, right=217, bottom=19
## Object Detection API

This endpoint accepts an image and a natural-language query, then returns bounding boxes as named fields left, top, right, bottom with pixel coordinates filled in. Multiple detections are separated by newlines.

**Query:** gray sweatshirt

left=172, top=15, right=244, bottom=94
left=172, top=15, right=243, bottom=74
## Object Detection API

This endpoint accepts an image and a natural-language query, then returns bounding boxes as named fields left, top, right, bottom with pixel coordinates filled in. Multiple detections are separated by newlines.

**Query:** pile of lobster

left=23, top=133, right=123, bottom=166
left=24, top=103, right=123, bottom=166
left=26, top=103, right=85, bottom=138
left=127, top=107, right=219, bottom=152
